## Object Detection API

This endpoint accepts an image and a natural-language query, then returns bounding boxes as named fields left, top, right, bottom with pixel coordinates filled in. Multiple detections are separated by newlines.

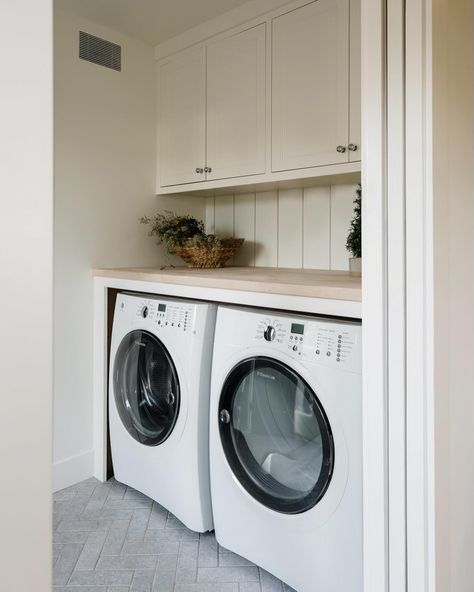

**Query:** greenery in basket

left=346, top=184, right=362, bottom=259
left=139, top=211, right=206, bottom=253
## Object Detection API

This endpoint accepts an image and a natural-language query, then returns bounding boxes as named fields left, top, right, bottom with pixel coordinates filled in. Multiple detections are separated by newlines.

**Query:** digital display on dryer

left=291, top=323, right=305, bottom=335
left=158, top=304, right=166, bottom=312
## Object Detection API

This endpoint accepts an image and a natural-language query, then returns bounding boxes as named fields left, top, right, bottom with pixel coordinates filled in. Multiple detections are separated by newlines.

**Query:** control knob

left=263, top=325, right=276, bottom=342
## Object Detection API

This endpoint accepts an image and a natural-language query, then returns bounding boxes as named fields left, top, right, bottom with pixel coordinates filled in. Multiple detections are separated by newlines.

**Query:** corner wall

left=54, top=8, right=205, bottom=490
left=0, top=0, right=53, bottom=587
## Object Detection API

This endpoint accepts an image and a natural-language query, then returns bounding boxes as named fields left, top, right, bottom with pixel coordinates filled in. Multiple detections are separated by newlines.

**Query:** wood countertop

left=93, top=266, right=361, bottom=302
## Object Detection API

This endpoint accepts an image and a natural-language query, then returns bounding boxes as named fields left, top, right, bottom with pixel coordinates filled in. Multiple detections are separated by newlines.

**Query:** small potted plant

left=346, top=185, right=362, bottom=276
left=140, top=211, right=244, bottom=268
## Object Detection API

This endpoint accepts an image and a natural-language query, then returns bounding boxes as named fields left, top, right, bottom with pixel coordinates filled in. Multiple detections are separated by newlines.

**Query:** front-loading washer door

left=113, top=330, right=180, bottom=447
left=218, top=356, right=334, bottom=514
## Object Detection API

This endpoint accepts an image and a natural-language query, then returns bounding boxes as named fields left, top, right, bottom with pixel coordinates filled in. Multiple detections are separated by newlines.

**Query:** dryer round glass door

left=218, top=356, right=334, bottom=514
left=113, top=330, right=180, bottom=446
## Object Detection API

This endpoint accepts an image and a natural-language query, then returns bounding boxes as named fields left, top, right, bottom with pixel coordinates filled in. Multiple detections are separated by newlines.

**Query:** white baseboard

left=53, top=449, right=94, bottom=492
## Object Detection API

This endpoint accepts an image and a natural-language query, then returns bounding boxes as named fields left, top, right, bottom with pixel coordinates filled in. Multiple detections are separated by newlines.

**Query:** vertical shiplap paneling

left=255, top=191, right=278, bottom=266
left=214, top=194, right=235, bottom=265
left=303, top=186, right=331, bottom=269
left=234, top=193, right=256, bottom=266
left=214, top=194, right=235, bottom=236
left=278, top=188, right=303, bottom=268
left=205, top=196, right=215, bottom=234
left=330, top=183, right=357, bottom=270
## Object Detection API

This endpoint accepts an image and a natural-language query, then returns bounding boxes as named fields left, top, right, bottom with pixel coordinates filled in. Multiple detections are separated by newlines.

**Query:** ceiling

left=57, top=0, right=254, bottom=46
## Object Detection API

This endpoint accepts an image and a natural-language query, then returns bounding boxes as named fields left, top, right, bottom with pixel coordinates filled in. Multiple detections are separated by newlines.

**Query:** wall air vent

left=79, top=31, right=121, bottom=72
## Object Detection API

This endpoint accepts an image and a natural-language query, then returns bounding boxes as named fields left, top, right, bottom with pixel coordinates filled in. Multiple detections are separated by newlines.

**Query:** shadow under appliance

left=210, top=305, right=362, bottom=592
left=109, top=292, right=216, bottom=532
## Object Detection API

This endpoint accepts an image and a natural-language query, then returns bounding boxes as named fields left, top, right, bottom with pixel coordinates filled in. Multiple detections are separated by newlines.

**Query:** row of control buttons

left=290, top=336, right=303, bottom=342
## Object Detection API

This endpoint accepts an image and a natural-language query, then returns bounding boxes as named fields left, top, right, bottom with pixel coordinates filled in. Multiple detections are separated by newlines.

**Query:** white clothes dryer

left=210, top=306, right=362, bottom=592
left=109, top=292, right=216, bottom=532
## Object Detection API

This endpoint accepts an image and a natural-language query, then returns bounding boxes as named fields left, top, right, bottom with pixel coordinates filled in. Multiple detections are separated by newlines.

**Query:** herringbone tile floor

left=53, top=477, right=295, bottom=592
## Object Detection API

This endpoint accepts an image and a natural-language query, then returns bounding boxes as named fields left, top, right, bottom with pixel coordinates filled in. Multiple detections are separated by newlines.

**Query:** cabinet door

left=206, top=24, right=266, bottom=181
left=272, top=0, right=350, bottom=172
left=158, top=48, right=206, bottom=187
left=349, top=0, right=361, bottom=161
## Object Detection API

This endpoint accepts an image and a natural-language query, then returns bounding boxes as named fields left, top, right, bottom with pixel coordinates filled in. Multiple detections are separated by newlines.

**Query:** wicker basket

left=174, top=238, right=244, bottom=268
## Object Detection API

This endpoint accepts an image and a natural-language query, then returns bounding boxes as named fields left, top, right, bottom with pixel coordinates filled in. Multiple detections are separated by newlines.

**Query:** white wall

left=205, top=183, right=358, bottom=269
left=0, top=0, right=53, bottom=588
left=54, top=8, right=205, bottom=490
left=433, top=0, right=474, bottom=589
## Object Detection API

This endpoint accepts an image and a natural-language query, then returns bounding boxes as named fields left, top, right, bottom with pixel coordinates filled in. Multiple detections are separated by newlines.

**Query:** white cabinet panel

left=255, top=191, right=278, bottom=267
left=206, top=24, right=266, bottom=181
left=349, top=0, right=361, bottom=161
left=158, top=48, right=206, bottom=187
left=278, top=189, right=303, bottom=268
left=272, top=0, right=350, bottom=172
left=303, top=187, right=331, bottom=269
left=234, top=193, right=256, bottom=266
left=330, top=184, right=357, bottom=270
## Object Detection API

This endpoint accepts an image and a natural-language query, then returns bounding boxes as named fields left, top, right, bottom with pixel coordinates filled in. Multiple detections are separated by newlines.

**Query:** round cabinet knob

left=219, top=409, right=231, bottom=424
left=195, top=167, right=203, bottom=174
left=204, top=166, right=212, bottom=173
left=264, top=325, right=276, bottom=342
left=348, top=143, right=358, bottom=152
left=336, top=145, right=347, bottom=153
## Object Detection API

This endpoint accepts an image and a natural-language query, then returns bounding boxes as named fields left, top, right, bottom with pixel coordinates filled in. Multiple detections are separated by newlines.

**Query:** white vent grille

left=79, top=31, right=121, bottom=72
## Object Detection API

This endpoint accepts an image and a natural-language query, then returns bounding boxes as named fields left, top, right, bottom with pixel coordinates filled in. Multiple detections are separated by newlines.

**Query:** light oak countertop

left=92, top=266, right=361, bottom=302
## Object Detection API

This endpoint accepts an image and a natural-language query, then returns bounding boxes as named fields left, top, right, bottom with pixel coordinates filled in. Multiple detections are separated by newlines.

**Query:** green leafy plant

left=140, top=211, right=205, bottom=253
left=346, top=184, right=362, bottom=258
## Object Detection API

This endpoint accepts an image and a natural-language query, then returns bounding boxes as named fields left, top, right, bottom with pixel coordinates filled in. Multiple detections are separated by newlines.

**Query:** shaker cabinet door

left=206, top=24, right=266, bottom=181
left=158, top=48, right=206, bottom=187
left=272, top=0, right=350, bottom=172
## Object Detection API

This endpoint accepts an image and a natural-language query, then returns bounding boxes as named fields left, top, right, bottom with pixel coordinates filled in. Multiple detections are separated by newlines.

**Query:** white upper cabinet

left=349, top=0, right=361, bottom=162
left=206, top=24, right=266, bottom=182
left=158, top=48, right=206, bottom=187
left=272, top=0, right=350, bottom=172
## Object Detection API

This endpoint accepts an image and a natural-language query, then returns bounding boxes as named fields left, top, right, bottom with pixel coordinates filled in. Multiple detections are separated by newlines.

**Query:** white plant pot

left=349, top=257, right=362, bottom=276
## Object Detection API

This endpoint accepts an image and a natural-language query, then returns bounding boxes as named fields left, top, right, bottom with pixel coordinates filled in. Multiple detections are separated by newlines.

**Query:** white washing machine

left=210, top=306, right=362, bottom=592
left=109, top=292, right=216, bottom=532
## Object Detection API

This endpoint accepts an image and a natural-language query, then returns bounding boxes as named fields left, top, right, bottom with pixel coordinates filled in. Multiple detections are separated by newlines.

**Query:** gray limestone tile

left=75, top=530, right=108, bottom=570
left=198, top=533, right=219, bottom=568
left=175, top=567, right=198, bottom=584
left=83, top=508, right=135, bottom=521
left=197, top=567, right=260, bottom=583
left=282, top=585, right=296, bottom=592
left=107, top=588, right=131, bottom=592
left=56, top=518, right=112, bottom=532
left=53, top=531, right=89, bottom=544
left=126, top=508, right=153, bottom=541
left=68, top=569, right=134, bottom=586
left=239, top=584, right=261, bottom=592
left=165, top=514, right=188, bottom=529
left=96, top=554, right=158, bottom=571
left=178, top=541, right=199, bottom=568
left=124, top=487, right=151, bottom=502
left=122, top=540, right=179, bottom=556
left=102, top=519, right=131, bottom=555
left=147, top=502, right=168, bottom=530
left=106, top=499, right=153, bottom=510
left=219, top=551, right=254, bottom=567
left=152, top=554, right=178, bottom=592
left=53, top=542, right=84, bottom=585
left=174, top=585, right=239, bottom=592
left=53, top=587, right=105, bottom=592
left=130, top=568, right=155, bottom=592
left=144, top=528, right=200, bottom=543
left=53, top=490, right=77, bottom=502
left=259, top=569, right=284, bottom=592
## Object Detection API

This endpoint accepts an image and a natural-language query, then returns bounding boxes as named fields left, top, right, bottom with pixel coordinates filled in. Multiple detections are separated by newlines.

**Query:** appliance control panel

left=254, top=314, right=361, bottom=373
left=118, top=295, right=196, bottom=333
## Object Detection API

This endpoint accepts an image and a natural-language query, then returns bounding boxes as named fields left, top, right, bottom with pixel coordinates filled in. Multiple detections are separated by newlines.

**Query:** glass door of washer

left=219, top=356, right=334, bottom=514
left=113, top=330, right=180, bottom=446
